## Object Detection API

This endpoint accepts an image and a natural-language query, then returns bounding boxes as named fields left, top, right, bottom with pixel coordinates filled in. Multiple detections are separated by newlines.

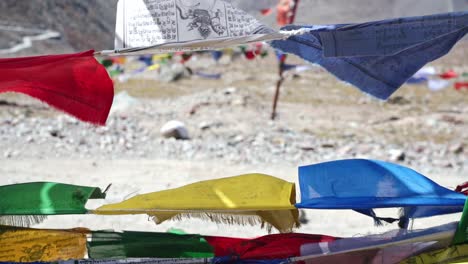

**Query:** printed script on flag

left=110, top=0, right=282, bottom=55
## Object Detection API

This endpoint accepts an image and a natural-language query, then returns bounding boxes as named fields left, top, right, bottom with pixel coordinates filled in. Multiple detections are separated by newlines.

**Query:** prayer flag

left=88, top=231, right=214, bottom=259
left=271, top=12, right=468, bottom=100
left=296, top=159, right=467, bottom=225
left=0, top=226, right=88, bottom=262
left=0, top=182, right=106, bottom=216
left=0, top=50, right=114, bottom=125
left=93, top=174, right=299, bottom=233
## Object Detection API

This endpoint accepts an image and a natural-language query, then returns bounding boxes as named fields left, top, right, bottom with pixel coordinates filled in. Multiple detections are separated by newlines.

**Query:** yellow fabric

left=94, top=173, right=299, bottom=232
left=147, top=64, right=160, bottom=71
left=0, top=226, right=88, bottom=262
left=400, top=244, right=468, bottom=264
left=152, top=54, right=171, bottom=61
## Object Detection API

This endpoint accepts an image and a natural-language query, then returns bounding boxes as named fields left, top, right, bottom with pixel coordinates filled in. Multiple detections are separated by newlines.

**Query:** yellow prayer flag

left=400, top=244, right=468, bottom=264
left=147, top=64, right=160, bottom=71
left=0, top=226, right=88, bottom=262
left=152, top=54, right=171, bottom=61
left=94, top=174, right=299, bottom=233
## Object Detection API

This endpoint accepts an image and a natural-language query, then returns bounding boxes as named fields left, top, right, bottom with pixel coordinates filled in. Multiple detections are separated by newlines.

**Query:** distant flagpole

left=271, top=0, right=300, bottom=120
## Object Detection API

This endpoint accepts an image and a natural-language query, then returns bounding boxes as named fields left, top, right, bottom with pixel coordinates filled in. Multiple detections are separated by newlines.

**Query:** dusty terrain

left=0, top=41, right=467, bottom=238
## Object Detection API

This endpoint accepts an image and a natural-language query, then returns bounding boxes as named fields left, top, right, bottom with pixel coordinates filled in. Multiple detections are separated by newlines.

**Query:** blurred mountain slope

left=0, top=0, right=117, bottom=56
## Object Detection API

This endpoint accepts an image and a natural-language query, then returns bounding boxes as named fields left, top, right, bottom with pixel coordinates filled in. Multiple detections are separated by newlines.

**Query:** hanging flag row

left=102, top=43, right=271, bottom=83
left=100, top=0, right=468, bottom=101
left=0, top=208, right=467, bottom=263
left=1, top=160, right=466, bottom=232
left=406, top=66, right=468, bottom=92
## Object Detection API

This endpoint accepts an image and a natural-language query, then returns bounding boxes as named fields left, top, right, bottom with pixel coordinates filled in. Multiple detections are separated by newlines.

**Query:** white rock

left=160, top=120, right=190, bottom=140
left=224, top=87, right=237, bottom=95
left=110, top=91, right=139, bottom=115
left=199, top=121, right=211, bottom=130
left=389, top=149, right=406, bottom=162
left=449, top=143, right=464, bottom=155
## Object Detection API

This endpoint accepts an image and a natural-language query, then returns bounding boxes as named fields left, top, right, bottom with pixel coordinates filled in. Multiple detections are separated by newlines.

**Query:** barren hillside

left=0, top=0, right=117, bottom=55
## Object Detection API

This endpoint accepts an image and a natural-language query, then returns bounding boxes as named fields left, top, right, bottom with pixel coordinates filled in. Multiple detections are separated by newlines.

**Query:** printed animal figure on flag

left=20, top=244, right=52, bottom=262
left=176, top=0, right=226, bottom=39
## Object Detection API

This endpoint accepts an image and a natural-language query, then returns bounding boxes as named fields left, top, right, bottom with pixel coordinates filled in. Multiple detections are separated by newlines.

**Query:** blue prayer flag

left=271, top=12, right=468, bottom=99
left=296, top=159, right=466, bottom=223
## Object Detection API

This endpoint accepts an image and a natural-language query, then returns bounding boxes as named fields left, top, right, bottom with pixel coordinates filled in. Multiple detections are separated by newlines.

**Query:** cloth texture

left=453, top=199, right=468, bottom=245
left=400, top=244, right=468, bottom=264
left=0, top=226, right=88, bottom=262
left=296, top=159, right=467, bottom=221
left=0, top=182, right=106, bottom=215
left=206, top=233, right=337, bottom=260
left=94, top=174, right=299, bottom=233
left=271, top=12, right=468, bottom=99
left=0, top=50, right=114, bottom=125
left=299, top=222, right=457, bottom=264
left=88, top=231, right=214, bottom=259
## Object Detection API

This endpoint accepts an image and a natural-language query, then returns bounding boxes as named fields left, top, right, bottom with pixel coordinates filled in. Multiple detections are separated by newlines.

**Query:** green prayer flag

left=88, top=231, right=214, bottom=259
left=101, top=59, right=114, bottom=68
left=0, top=182, right=106, bottom=215
left=453, top=199, right=468, bottom=245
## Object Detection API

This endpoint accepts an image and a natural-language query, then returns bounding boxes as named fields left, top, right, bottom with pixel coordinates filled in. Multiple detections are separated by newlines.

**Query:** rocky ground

left=0, top=42, right=467, bottom=237
left=1, top=46, right=467, bottom=172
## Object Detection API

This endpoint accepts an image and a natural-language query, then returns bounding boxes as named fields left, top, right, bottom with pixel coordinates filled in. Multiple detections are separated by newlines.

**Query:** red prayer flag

left=455, top=82, right=468, bottom=90
left=439, top=69, right=458, bottom=79
left=456, top=182, right=468, bottom=195
left=260, top=8, right=273, bottom=16
left=276, top=0, right=293, bottom=26
left=206, top=233, right=338, bottom=260
left=244, top=51, right=256, bottom=60
left=0, top=50, right=114, bottom=125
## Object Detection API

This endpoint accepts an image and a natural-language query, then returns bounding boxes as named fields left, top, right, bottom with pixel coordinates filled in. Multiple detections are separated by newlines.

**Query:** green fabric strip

left=0, top=182, right=106, bottom=215
left=88, top=231, right=214, bottom=259
left=453, top=198, right=468, bottom=245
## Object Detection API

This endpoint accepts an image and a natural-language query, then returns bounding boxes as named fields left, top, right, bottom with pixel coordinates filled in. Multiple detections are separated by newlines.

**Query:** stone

left=389, top=149, right=406, bottom=162
left=321, top=143, right=335, bottom=149
left=159, top=63, right=190, bottom=82
left=199, top=122, right=210, bottom=130
left=387, top=96, right=410, bottom=105
left=160, top=120, right=190, bottom=140
left=224, top=87, right=237, bottom=95
left=49, top=129, right=65, bottom=139
left=4, top=149, right=12, bottom=158
left=298, top=142, right=315, bottom=151
left=450, top=143, right=464, bottom=154
left=110, top=91, right=139, bottom=115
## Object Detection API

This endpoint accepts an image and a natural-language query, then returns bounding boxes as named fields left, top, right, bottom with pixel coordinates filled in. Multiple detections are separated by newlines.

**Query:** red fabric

left=204, top=236, right=247, bottom=257
left=455, top=82, right=468, bottom=90
left=254, top=43, right=263, bottom=55
left=244, top=51, right=256, bottom=60
left=260, top=8, right=272, bottom=16
left=276, top=0, right=293, bottom=26
left=456, top=182, right=468, bottom=195
left=0, top=50, right=113, bottom=125
left=206, top=233, right=338, bottom=260
left=439, top=70, right=458, bottom=79
left=180, top=53, right=193, bottom=64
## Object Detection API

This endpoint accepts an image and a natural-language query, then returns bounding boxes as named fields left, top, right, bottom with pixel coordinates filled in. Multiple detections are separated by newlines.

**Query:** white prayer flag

left=100, top=0, right=283, bottom=55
